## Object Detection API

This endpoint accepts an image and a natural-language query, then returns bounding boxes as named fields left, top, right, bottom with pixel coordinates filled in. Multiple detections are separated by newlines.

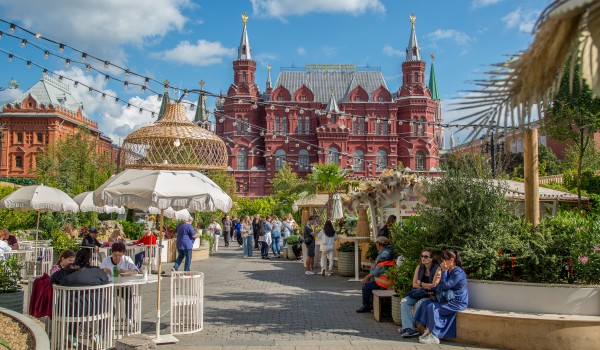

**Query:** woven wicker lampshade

left=120, top=102, right=228, bottom=170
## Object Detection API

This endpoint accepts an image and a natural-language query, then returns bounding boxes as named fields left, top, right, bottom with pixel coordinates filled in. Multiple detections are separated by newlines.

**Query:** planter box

left=286, top=246, right=296, bottom=260
left=0, top=290, right=24, bottom=313
left=391, top=294, right=402, bottom=326
left=468, top=279, right=600, bottom=316
left=338, top=251, right=357, bottom=277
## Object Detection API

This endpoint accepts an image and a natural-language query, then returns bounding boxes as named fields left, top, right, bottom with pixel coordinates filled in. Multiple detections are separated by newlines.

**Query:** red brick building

left=0, top=76, right=118, bottom=178
left=216, top=16, right=444, bottom=197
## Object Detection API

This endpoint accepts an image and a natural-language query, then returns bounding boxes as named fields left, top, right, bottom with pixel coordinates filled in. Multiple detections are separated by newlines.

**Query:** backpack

left=235, top=222, right=242, bottom=235
left=258, top=222, right=266, bottom=236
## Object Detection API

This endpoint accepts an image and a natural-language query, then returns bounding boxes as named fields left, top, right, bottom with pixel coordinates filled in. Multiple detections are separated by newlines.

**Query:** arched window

left=275, top=149, right=286, bottom=171
left=352, top=119, right=358, bottom=135
left=414, top=72, right=419, bottom=83
left=376, top=150, right=387, bottom=171
left=297, top=116, right=303, bottom=134
left=275, top=116, right=280, bottom=134
left=304, top=116, right=310, bottom=135
left=15, top=155, right=23, bottom=168
left=237, top=150, right=247, bottom=170
left=236, top=119, right=242, bottom=135
left=328, top=147, right=340, bottom=165
left=413, top=119, right=418, bottom=136
left=383, top=120, right=389, bottom=135
left=298, top=150, right=309, bottom=172
left=241, top=71, right=247, bottom=82
left=330, top=114, right=336, bottom=124
left=420, top=117, right=426, bottom=136
left=244, top=119, right=249, bottom=135
left=360, top=119, right=366, bottom=135
left=510, top=140, right=517, bottom=153
left=516, top=139, right=524, bottom=153
left=354, top=150, right=365, bottom=172
left=282, top=116, right=288, bottom=134
left=415, top=151, right=426, bottom=171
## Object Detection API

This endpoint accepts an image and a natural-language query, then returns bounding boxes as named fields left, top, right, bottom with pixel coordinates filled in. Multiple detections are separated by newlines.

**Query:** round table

left=343, top=236, right=370, bottom=282
left=111, top=274, right=158, bottom=340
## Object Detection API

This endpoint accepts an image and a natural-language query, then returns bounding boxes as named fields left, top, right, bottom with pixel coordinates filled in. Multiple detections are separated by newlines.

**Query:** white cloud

left=0, top=0, right=191, bottom=60
left=382, top=44, right=403, bottom=58
left=321, top=45, right=338, bottom=57
left=502, top=7, right=538, bottom=34
left=250, top=0, right=384, bottom=19
left=297, top=47, right=306, bottom=55
left=152, top=40, right=235, bottom=66
left=471, top=0, right=503, bottom=9
left=0, top=87, right=24, bottom=105
left=254, top=53, right=279, bottom=66
left=427, top=29, right=473, bottom=46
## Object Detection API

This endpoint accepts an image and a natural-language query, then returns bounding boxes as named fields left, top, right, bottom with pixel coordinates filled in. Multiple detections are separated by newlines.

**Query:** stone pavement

left=136, top=242, right=493, bottom=350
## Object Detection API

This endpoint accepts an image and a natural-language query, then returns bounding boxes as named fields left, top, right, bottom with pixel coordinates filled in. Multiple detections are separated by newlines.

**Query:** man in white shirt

left=0, top=239, right=11, bottom=259
left=100, top=242, right=138, bottom=281
left=207, top=218, right=222, bottom=252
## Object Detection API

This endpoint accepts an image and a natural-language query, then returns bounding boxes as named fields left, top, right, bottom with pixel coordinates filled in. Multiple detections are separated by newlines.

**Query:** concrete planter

left=286, top=246, right=296, bottom=260
left=0, top=290, right=24, bottom=313
left=338, top=251, right=357, bottom=277
left=468, top=279, right=600, bottom=316
left=391, top=294, right=402, bottom=326
left=0, top=307, right=50, bottom=349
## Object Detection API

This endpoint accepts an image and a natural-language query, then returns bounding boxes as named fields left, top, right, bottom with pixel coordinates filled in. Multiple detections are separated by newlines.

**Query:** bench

left=455, top=308, right=600, bottom=350
left=372, top=289, right=396, bottom=322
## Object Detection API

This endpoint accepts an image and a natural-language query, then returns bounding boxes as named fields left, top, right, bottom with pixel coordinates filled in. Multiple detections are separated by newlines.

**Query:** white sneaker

left=419, top=329, right=430, bottom=341
left=305, top=271, right=312, bottom=275
left=419, top=333, right=440, bottom=345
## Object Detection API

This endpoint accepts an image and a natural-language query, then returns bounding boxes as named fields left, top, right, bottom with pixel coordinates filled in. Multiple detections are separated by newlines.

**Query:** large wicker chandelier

left=120, top=102, right=228, bottom=170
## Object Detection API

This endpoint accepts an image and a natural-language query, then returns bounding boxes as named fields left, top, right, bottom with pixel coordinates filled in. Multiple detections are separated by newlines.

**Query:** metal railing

left=170, top=271, right=204, bottom=335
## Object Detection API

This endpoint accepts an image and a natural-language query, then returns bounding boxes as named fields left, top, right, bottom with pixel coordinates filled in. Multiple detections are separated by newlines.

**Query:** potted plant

left=0, top=256, right=24, bottom=313
left=284, top=235, right=301, bottom=260
left=337, top=241, right=360, bottom=276
left=199, top=233, right=213, bottom=252
left=365, top=241, right=378, bottom=262
left=385, top=261, right=417, bottom=326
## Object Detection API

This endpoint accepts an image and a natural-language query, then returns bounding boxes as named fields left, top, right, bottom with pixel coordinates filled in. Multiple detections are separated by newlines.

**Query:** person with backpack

left=281, top=214, right=294, bottom=248
left=258, top=215, right=272, bottom=259
left=252, top=214, right=261, bottom=250
left=233, top=217, right=243, bottom=247
left=208, top=218, right=222, bottom=252
left=303, top=216, right=318, bottom=275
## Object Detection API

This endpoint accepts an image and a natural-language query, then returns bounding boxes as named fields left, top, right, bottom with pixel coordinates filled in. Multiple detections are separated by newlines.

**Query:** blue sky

left=0, top=0, right=549, bottom=144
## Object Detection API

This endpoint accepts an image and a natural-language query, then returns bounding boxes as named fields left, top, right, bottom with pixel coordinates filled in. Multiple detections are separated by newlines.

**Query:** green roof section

left=157, top=90, right=169, bottom=121
left=194, top=94, right=207, bottom=123
left=428, top=60, right=440, bottom=100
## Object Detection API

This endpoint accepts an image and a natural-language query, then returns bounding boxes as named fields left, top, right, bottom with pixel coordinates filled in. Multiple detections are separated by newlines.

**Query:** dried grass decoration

left=120, top=103, right=227, bottom=170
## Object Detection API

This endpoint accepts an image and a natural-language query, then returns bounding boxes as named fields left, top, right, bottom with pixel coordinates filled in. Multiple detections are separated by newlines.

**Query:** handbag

left=406, top=288, right=429, bottom=300
left=430, top=283, right=455, bottom=302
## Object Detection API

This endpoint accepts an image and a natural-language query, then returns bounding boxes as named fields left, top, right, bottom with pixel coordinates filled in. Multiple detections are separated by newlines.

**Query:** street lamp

left=482, top=129, right=505, bottom=178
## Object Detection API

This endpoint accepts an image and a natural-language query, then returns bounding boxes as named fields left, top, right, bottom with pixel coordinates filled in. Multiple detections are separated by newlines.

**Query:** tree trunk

left=576, top=129, right=590, bottom=209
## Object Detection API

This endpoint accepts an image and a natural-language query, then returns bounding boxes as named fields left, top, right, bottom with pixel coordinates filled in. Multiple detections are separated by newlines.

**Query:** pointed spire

left=406, top=14, right=421, bottom=61
left=157, top=80, right=170, bottom=121
left=326, top=91, right=340, bottom=113
left=266, top=65, right=272, bottom=91
left=237, top=13, right=252, bottom=60
left=194, top=80, right=208, bottom=124
left=428, top=53, right=440, bottom=100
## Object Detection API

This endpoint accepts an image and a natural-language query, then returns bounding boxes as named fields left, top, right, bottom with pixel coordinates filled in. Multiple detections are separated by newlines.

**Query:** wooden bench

left=372, top=289, right=396, bottom=322
left=455, top=308, right=600, bottom=350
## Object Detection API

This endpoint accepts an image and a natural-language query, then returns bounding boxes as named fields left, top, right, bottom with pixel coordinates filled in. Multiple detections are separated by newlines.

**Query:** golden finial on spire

left=199, top=80, right=205, bottom=90
left=410, top=14, right=416, bottom=27
left=267, top=65, right=271, bottom=72
left=242, top=13, right=248, bottom=25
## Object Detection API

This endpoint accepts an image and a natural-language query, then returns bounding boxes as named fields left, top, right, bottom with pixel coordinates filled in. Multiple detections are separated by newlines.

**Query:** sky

left=0, top=0, right=550, bottom=145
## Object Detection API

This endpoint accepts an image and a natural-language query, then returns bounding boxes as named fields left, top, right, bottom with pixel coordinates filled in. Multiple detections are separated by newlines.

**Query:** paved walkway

left=137, top=243, right=491, bottom=349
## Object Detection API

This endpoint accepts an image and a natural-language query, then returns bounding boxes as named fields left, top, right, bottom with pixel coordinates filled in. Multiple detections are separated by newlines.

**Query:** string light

left=26, top=60, right=31, bottom=68
left=65, top=58, right=70, bottom=67
left=104, top=61, right=110, bottom=68
left=59, top=44, right=64, bottom=52
left=43, top=50, right=49, bottom=59
left=9, top=23, right=15, bottom=33
left=34, top=33, right=41, bottom=39
left=20, top=39, right=26, bottom=47
left=7, top=54, right=13, bottom=62
left=0, top=31, right=3, bottom=39
left=85, top=64, right=91, bottom=72
left=81, top=52, right=87, bottom=60
left=104, top=74, right=110, bottom=81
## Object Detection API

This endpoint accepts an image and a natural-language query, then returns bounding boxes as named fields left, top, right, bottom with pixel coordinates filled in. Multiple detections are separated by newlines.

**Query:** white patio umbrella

left=93, top=169, right=231, bottom=341
left=331, top=193, right=344, bottom=220
left=0, top=184, right=79, bottom=254
left=148, top=207, right=192, bottom=221
left=73, top=191, right=126, bottom=214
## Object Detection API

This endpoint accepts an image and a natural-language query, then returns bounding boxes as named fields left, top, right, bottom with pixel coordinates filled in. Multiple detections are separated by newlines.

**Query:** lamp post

left=482, top=129, right=504, bottom=178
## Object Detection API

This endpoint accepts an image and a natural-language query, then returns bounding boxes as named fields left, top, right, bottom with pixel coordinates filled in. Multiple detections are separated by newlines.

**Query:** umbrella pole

left=34, top=210, right=40, bottom=276
left=156, top=209, right=164, bottom=339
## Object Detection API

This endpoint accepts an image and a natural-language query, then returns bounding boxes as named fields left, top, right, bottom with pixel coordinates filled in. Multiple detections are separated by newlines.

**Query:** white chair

left=4, top=250, right=34, bottom=281
left=51, top=284, right=114, bottom=350
left=170, top=271, right=204, bottom=335
left=141, top=244, right=158, bottom=274
left=79, top=246, right=100, bottom=266
left=112, top=283, right=142, bottom=341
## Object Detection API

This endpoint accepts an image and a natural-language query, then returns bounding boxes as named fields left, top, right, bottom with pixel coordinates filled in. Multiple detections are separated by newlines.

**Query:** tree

left=441, top=153, right=491, bottom=178
left=544, top=62, right=600, bottom=207
left=305, top=163, right=347, bottom=220
left=270, top=164, right=307, bottom=217
left=204, top=170, right=236, bottom=199
left=563, top=140, right=600, bottom=174
left=35, top=128, right=114, bottom=196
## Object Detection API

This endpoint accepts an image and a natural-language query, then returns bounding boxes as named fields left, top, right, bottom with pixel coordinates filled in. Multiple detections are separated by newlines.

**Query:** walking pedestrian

left=172, top=216, right=198, bottom=272
left=271, top=216, right=282, bottom=258
left=252, top=214, right=261, bottom=250
left=318, top=220, right=338, bottom=276
left=207, top=218, right=222, bottom=252
left=303, top=216, right=318, bottom=275
left=241, top=216, right=253, bottom=257
left=222, top=215, right=232, bottom=247
left=281, top=214, right=293, bottom=248
left=259, top=216, right=272, bottom=259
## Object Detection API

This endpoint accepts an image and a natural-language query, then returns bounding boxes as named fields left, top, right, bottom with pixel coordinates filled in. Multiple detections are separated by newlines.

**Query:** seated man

left=1, top=228, right=19, bottom=250
left=99, top=242, right=138, bottom=279
left=356, top=236, right=395, bottom=313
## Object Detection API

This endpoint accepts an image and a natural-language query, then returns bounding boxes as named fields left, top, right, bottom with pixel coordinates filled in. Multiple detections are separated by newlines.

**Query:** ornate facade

left=0, top=76, right=118, bottom=178
left=216, top=16, right=444, bottom=197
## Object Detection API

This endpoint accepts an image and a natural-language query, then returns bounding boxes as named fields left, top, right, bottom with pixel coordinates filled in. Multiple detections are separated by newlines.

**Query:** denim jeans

left=271, top=232, right=281, bottom=256
left=400, top=295, right=427, bottom=329
left=243, top=236, right=253, bottom=257
left=259, top=241, right=269, bottom=257
left=173, top=249, right=192, bottom=271
left=362, top=280, right=381, bottom=309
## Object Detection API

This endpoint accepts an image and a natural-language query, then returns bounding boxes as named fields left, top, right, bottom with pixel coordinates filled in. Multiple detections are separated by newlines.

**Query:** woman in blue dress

left=414, top=249, right=468, bottom=345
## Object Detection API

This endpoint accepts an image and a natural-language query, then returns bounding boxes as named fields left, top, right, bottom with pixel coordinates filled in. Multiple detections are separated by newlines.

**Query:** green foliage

left=49, top=231, right=79, bottom=255
left=441, top=153, right=491, bottom=178
left=0, top=256, right=22, bottom=293
left=0, top=177, right=36, bottom=186
left=386, top=261, right=418, bottom=295
left=118, top=221, right=145, bottom=240
left=270, top=164, right=307, bottom=217
left=563, top=140, right=600, bottom=173
left=284, top=234, right=300, bottom=245
left=365, top=241, right=378, bottom=261
left=35, top=128, right=115, bottom=197
left=337, top=241, right=355, bottom=252
left=204, top=170, right=236, bottom=199
left=200, top=233, right=213, bottom=253
left=564, top=169, right=600, bottom=195
left=305, top=164, right=348, bottom=220
left=236, top=197, right=276, bottom=218
left=0, top=186, right=36, bottom=230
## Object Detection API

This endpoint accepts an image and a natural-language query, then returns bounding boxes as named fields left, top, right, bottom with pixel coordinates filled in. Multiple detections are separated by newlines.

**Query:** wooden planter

left=0, top=290, right=24, bottom=313
left=391, top=294, right=402, bottom=326
left=338, top=251, right=358, bottom=277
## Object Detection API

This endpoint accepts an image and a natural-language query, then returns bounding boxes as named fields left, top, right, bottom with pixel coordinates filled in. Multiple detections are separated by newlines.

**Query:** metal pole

left=156, top=209, right=164, bottom=338
left=490, top=130, right=496, bottom=178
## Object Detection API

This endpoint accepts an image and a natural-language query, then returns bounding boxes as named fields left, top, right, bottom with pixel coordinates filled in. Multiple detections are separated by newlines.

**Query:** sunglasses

left=421, top=255, right=430, bottom=259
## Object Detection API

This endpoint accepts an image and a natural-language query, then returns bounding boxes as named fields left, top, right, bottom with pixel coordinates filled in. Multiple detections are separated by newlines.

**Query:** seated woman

left=51, top=248, right=108, bottom=286
left=108, top=228, right=127, bottom=243
left=81, top=228, right=103, bottom=251
left=99, top=242, right=138, bottom=279
left=414, top=250, right=468, bottom=345
left=398, top=249, right=441, bottom=338
left=50, top=249, right=76, bottom=276
left=131, top=226, right=157, bottom=269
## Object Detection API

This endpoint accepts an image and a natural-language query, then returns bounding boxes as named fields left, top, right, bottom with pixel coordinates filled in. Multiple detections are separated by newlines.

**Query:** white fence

left=170, top=271, right=204, bottom=335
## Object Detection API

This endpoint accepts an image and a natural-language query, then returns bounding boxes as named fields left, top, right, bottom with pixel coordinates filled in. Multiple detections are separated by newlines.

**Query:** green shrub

left=50, top=230, right=79, bottom=255
left=0, top=256, right=22, bottom=293
left=365, top=241, right=378, bottom=261
left=284, top=234, right=300, bottom=245
left=386, top=260, right=418, bottom=295
left=119, top=221, right=145, bottom=240
left=337, top=241, right=355, bottom=252
left=200, top=233, right=213, bottom=253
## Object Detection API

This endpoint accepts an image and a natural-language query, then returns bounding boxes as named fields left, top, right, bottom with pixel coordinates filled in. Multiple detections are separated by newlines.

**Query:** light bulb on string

left=85, top=64, right=91, bottom=72
left=247, top=127, right=251, bottom=132
left=388, top=120, right=392, bottom=124
left=141, top=86, right=146, bottom=93
left=285, top=138, right=289, bottom=144
left=44, top=50, right=49, bottom=59
left=260, top=131, right=265, bottom=136
left=126, top=104, right=131, bottom=109
left=7, top=54, right=13, bottom=62
left=0, top=31, right=3, bottom=39
left=139, top=108, right=143, bottom=115
left=58, top=76, right=63, bottom=81
left=284, top=107, right=290, bottom=113
left=270, top=105, right=275, bottom=110
left=219, top=118, right=224, bottom=123
left=124, top=81, right=129, bottom=89
left=9, top=24, right=16, bottom=33
left=104, top=75, right=109, bottom=82
left=21, top=39, right=27, bottom=47
left=299, top=109, right=304, bottom=114
left=81, top=53, right=87, bottom=61
left=101, top=93, right=106, bottom=100
left=42, top=69, right=47, bottom=76
left=35, top=33, right=41, bottom=39
left=125, top=69, right=130, bottom=77
left=65, top=59, right=71, bottom=67
left=59, top=44, right=65, bottom=52
left=365, top=117, right=369, bottom=122
left=88, top=87, right=93, bottom=93
left=74, top=81, right=78, bottom=87
left=114, top=97, right=119, bottom=103
left=26, top=61, right=32, bottom=68
left=103, top=61, right=109, bottom=69
left=157, top=94, right=163, bottom=102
